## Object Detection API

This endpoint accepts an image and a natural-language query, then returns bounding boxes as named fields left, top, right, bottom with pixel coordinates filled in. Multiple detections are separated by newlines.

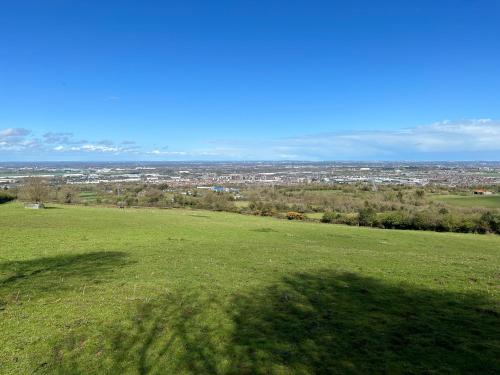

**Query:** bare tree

left=20, top=177, right=49, bottom=204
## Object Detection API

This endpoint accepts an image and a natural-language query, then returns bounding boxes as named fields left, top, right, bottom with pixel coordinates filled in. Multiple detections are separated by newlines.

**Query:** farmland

left=1, top=202, right=499, bottom=374
left=433, top=194, right=500, bottom=208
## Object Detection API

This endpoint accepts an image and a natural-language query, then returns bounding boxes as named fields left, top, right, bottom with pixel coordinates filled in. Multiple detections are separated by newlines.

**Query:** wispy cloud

left=68, top=144, right=125, bottom=153
left=1, top=119, right=500, bottom=160
left=147, top=150, right=188, bottom=156
left=0, top=128, right=31, bottom=137
left=0, top=128, right=40, bottom=151
left=43, top=132, right=78, bottom=144
left=179, top=119, right=500, bottom=160
left=1, top=127, right=137, bottom=155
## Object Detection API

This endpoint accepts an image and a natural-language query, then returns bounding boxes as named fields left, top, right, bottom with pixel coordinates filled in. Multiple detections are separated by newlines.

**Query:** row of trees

left=10, top=178, right=239, bottom=212
left=244, top=185, right=500, bottom=235
left=9, top=178, right=500, bottom=235
left=244, top=186, right=434, bottom=215
left=9, top=177, right=50, bottom=204
left=321, top=207, right=500, bottom=234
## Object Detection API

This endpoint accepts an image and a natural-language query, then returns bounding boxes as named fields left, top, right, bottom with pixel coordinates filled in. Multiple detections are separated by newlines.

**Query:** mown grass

left=306, top=212, right=324, bottom=220
left=1, top=202, right=499, bottom=374
left=78, top=191, right=98, bottom=204
left=433, top=194, right=500, bottom=208
left=234, top=200, right=250, bottom=208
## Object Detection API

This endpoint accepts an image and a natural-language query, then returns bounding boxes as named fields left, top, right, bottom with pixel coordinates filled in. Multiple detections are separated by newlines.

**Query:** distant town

left=1, top=161, right=499, bottom=190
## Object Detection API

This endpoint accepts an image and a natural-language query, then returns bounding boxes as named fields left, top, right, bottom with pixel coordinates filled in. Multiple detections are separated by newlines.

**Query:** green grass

left=1, top=202, right=499, bottom=374
left=306, top=212, right=324, bottom=220
left=234, top=200, right=249, bottom=208
left=433, top=194, right=500, bottom=208
left=79, top=191, right=98, bottom=204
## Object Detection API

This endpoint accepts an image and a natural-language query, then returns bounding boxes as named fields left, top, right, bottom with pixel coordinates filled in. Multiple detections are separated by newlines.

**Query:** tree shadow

left=50, top=291, right=228, bottom=375
left=49, top=271, right=499, bottom=374
left=227, top=271, right=500, bottom=374
left=0, top=251, right=131, bottom=309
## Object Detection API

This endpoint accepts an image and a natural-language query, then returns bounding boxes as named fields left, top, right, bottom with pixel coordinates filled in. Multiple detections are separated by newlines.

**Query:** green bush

left=479, top=212, right=500, bottom=234
left=378, top=211, right=412, bottom=229
left=454, top=217, right=476, bottom=233
left=321, top=211, right=340, bottom=223
left=338, top=213, right=360, bottom=226
left=0, top=191, right=15, bottom=204
left=412, top=211, right=437, bottom=231
left=357, top=207, right=377, bottom=227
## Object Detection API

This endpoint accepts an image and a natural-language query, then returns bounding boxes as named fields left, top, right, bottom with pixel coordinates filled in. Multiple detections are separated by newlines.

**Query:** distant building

left=25, top=203, right=45, bottom=209
left=473, top=189, right=493, bottom=195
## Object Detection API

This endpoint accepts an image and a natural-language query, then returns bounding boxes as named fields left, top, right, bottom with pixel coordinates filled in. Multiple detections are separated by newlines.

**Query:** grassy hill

left=433, top=194, right=500, bottom=208
left=1, top=202, right=499, bottom=374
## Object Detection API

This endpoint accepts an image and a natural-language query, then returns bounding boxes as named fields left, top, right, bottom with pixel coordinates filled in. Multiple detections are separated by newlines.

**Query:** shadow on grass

left=0, top=251, right=131, bottom=308
left=250, top=227, right=278, bottom=233
left=227, top=272, right=499, bottom=374
left=50, top=271, right=499, bottom=374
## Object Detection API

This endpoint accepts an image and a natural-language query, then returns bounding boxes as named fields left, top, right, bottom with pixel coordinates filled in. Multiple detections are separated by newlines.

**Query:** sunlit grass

left=433, top=194, right=500, bottom=208
left=1, top=202, right=499, bottom=374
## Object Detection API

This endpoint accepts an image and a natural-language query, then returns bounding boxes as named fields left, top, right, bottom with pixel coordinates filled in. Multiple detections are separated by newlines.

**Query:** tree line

left=8, top=178, right=500, bottom=235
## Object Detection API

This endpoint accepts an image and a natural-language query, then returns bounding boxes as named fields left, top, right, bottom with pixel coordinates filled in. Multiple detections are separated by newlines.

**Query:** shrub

left=58, top=186, right=79, bottom=204
left=139, top=188, right=163, bottom=205
left=338, top=213, right=359, bottom=226
left=286, top=211, right=305, bottom=220
left=357, top=207, right=377, bottom=227
left=478, top=212, right=500, bottom=234
left=378, top=211, right=412, bottom=229
left=455, top=217, right=476, bottom=233
left=438, top=207, right=449, bottom=215
left=411, top=211, right=436, bottom=231
left=0, top=191, right=15, bottom=204
left=321, top=211, right=340, bottom=223
left=436, top=214, right=457, bottom=232
left=19, top=177, right=49, bottom=203
left=199, top=191, right=236, bottom=212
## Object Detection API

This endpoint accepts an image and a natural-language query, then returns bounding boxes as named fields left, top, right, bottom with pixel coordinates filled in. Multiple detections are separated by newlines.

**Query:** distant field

left=306, top=212, right=324, bottom=219
left=433, top=194, right=500, bottom=208
left=1, top=202, right=499, bottom=374
left=234, top=200, right=249, bottom=208
left=306, top=189, right=345, bottom=195
left=78, top=191, right=98, bottom=203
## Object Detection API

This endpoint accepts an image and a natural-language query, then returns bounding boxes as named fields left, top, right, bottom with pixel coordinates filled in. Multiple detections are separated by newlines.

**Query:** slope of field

left=433, top=194, right=500, bottom=208
left=1, top=202, right=499, bottom=374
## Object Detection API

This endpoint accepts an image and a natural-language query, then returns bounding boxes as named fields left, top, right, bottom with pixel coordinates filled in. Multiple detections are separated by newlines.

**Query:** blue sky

left=1, top=0, right=500, bottom=161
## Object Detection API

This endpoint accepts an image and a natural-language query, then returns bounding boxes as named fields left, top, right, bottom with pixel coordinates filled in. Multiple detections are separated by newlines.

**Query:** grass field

left=78, top=191, right=98, bottom=204
left=306, top=212, right=324, bottom=220
left=433, top=194, right=500, bottom=208
left=1, top=202, right=499, bottom=374
left=234, top=200, right=250, bottom=208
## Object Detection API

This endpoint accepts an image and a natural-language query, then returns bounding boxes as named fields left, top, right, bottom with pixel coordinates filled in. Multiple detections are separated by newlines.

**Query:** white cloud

left=61, top=144, right=133, bottom=153
left=0, top=127, right=31, bottom=138
left=147, top=150, right=188, bottom=156
left=190, top=119, right=500, bottom=160
left=2, top=119, right=500, bottom=160
left=80, top=144, right=120, bottom=152
left=1, top=127, right=137, bottom=155
left=43, top=132, right=76, bottom=144
left=162, top=119, right=500, bottom=160
left=0, top=128, right=41, bottom=151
